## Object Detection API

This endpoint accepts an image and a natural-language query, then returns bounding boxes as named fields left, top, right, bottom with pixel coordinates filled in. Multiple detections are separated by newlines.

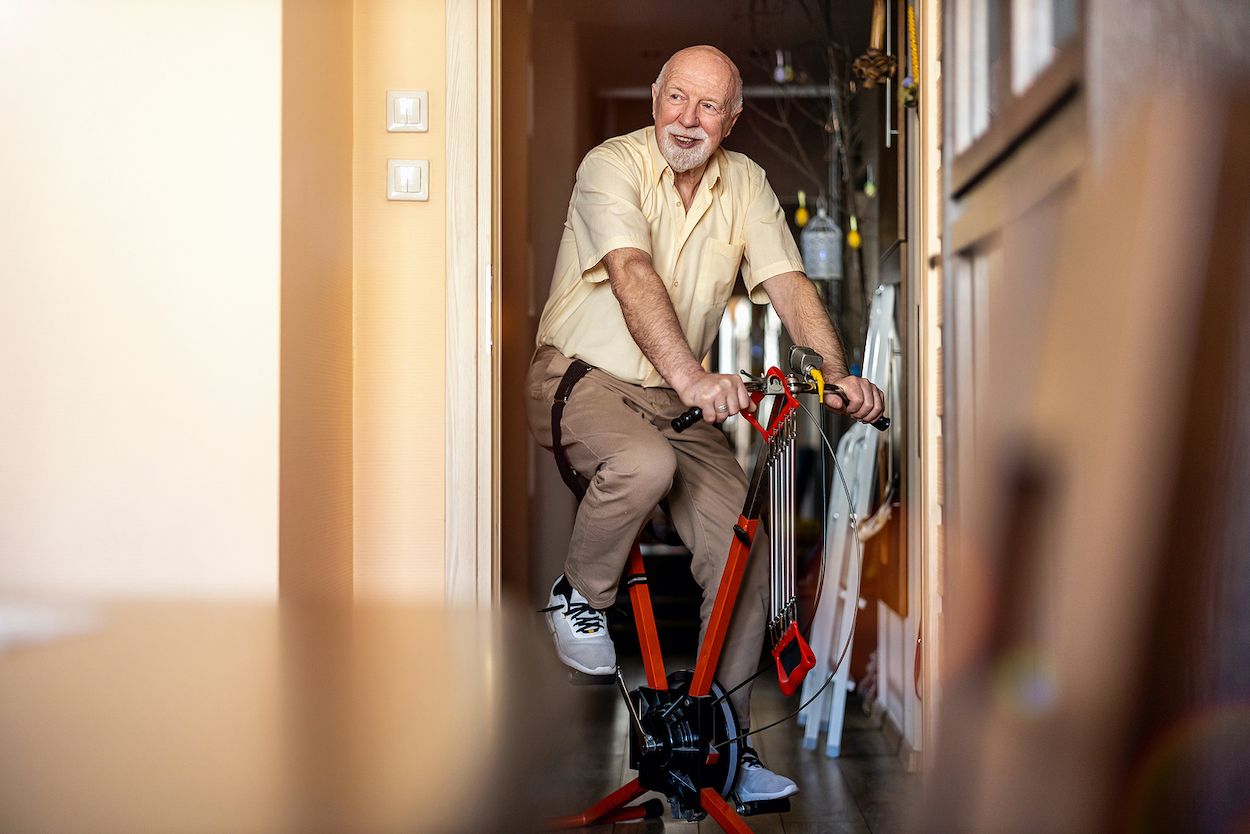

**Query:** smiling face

left=651, top=47, right=742, bottom=174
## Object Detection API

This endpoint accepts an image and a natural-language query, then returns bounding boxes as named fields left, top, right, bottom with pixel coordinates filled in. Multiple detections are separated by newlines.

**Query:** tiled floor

left=535, top=666, right=920, bottom=834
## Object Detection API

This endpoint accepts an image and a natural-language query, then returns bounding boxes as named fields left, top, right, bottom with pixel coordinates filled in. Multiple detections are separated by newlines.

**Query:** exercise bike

left=546, top=346, right=888, bottom=832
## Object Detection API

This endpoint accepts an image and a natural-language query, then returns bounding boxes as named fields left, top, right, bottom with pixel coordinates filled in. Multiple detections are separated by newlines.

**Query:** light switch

left=387, top=90, right=428, bottom=132
left=388, top=159, right=429, bottom=201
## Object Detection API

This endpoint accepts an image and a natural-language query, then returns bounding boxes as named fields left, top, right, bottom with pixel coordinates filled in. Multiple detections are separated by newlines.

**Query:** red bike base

left=546, top=374, right=817, bottom=832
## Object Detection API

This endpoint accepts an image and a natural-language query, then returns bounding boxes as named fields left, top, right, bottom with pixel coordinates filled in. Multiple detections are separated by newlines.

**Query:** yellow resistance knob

left=811, top=368, right=826, bottom=403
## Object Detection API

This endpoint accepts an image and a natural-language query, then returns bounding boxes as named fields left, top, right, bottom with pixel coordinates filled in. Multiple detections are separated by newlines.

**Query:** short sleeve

left=568, top=150, right=654, bottom=281
left=740, top=166, right=805, bottom=302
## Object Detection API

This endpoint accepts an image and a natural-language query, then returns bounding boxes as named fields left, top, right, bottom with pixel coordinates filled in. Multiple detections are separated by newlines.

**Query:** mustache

left=664, top=124, right=709, bottom=141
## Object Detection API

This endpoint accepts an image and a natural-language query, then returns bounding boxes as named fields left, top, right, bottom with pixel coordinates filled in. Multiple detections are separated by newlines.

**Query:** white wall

left=0, top=1, right=282, bottom=597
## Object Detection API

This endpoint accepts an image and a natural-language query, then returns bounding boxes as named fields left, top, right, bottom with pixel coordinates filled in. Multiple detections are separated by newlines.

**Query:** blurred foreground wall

left=933, top=0, right=1250, bottom=830
left=0, top=1, right=282, bottom=597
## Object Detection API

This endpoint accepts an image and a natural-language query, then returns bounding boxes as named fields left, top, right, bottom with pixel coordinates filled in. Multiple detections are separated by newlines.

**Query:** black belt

left=551, top=358, right=595, bottom=501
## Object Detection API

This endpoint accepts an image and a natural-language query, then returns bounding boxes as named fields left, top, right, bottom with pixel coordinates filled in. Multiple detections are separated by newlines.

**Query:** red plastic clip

left=742, top=367, right=799, bottom=441
left=771, top=620, right=816, bottom=697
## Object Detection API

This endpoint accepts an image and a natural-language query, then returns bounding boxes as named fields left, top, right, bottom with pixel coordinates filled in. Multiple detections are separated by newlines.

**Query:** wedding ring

left=715, top=403, right=729, bottom=413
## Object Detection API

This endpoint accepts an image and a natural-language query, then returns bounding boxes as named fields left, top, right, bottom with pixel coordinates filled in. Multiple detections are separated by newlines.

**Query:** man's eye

left=702, top=102, right=716, bottom=111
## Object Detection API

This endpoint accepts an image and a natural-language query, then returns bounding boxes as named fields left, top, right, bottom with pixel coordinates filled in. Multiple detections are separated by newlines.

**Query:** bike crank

left=621, top=669, right=743, bottom=822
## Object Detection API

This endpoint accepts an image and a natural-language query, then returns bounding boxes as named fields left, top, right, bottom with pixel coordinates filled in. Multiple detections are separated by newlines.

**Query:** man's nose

left=679, top=100, right=700, bottom=127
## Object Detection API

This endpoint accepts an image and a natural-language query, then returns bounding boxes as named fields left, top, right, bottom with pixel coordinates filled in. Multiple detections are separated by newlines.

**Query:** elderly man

left=528, top=45, right=884, bottom=802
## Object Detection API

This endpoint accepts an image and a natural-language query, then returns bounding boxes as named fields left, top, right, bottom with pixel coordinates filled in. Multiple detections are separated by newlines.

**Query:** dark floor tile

left=834, top=760, right=918, bottom=834
left=859, top=805, right=917, bottom=834
left=739, top=813, right=787, bottom=833
left=782, top=819, right=873, bottom=834
left=838, top=727, right=901, bottom=758
left=834, top=756, right=910, bottom=802
left=612, top=820, right=666, bottom=834
left=840, top=699, right=885, bottom=733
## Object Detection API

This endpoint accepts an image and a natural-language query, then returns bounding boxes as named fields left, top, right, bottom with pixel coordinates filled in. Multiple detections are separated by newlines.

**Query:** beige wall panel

left=353, top=0, right=449, bottom=600
left=281, top=0, right=355, bottom=601
left=0, top=1, right=282, bottom=597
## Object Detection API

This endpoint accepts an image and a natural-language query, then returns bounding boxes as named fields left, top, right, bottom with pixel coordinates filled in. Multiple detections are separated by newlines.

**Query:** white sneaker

left=541, top=574, right=616, bottom=676
left=735, top=747, right=799, bottom=802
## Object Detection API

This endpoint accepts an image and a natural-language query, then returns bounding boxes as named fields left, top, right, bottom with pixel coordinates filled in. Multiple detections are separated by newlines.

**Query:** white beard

left=658, top=124, right=713, bottom=173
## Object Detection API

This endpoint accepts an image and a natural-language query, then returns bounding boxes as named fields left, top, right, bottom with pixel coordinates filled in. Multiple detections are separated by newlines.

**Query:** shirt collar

left=646, top=125, right=723, bottom=193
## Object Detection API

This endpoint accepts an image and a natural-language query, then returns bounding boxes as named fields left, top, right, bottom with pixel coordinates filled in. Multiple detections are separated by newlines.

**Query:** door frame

left=445, top=0, right=497, bottom=608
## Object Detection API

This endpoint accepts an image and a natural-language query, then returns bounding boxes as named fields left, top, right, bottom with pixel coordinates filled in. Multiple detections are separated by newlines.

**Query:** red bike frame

left=551, top=370, right=801, bottom=832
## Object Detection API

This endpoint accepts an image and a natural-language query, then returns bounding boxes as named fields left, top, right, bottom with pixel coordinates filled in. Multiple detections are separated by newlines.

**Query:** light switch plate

left=387, top=159, right=428, bottom=201
left=387, top=90, right=428, bottom=132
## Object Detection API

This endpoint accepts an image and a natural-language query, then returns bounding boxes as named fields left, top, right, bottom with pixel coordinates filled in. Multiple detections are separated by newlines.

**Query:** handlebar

left=671, top=404, right=890, bottom=433
left=670, top=346, right=890, bottom=433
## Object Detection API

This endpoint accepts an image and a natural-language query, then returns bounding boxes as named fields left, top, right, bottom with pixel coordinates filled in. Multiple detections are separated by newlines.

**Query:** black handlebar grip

left=828, top=386, right=891, bottom=432
left=671, top=407, right=703, bottom=433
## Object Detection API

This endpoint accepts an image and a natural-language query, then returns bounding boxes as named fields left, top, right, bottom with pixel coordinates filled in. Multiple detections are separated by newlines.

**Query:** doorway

left=500, top=0, right=887, bottom=602
left=495, top=1, right=927, bottom=815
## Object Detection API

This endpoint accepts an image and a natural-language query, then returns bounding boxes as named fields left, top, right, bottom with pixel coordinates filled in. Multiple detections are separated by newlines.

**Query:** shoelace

left=541, top=595, right=604, bottom=635
left=740, top=747, right=763, bottom=769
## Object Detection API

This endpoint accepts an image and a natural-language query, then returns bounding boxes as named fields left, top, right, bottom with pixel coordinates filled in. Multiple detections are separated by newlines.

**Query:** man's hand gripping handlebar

left=671, top=365, right=754, bottom=428
left=672, top=345, right=891, bottom=433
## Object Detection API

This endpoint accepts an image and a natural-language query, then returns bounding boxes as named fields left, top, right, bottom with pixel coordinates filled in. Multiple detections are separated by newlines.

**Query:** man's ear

left=651, top=83, right=659, bottom=119
left=723, top=108, right=742, bottom=137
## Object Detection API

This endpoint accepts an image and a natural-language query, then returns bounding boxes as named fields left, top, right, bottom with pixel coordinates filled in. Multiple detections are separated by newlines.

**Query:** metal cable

left=710, top=400, right=866, bottom=727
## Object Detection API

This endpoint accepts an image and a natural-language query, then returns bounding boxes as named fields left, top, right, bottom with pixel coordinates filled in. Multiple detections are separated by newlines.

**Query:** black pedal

left=736, top=797, right=792, bottom=816
left=567, top=669, right=615, bottom=686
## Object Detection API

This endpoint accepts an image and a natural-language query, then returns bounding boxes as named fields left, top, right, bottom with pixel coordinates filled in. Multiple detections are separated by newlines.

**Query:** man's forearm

left=605, top=248, right=704, bottom=390
left=763, top=271, right=849, bottom=377
left=762, top=270, right=884, bottom=422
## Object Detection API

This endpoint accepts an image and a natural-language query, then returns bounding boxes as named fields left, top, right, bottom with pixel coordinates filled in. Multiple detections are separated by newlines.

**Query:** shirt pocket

left=695, top=239, right=745, bottom=306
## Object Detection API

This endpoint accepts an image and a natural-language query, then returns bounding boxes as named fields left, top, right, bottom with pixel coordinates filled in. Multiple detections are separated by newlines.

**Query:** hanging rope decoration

left=853, top=0, right=898, bottom=89
left=900, top=0, right=921, bottom=108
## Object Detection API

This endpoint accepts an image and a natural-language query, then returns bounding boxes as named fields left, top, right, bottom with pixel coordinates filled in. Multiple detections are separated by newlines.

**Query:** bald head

left=650, top=45, right=744, bottom=175
left=655, top=46, right=743, bottom=115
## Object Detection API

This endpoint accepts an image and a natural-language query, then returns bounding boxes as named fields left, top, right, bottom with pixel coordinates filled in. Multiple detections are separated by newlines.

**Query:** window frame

left=948, top=0, right=1085, bottom=198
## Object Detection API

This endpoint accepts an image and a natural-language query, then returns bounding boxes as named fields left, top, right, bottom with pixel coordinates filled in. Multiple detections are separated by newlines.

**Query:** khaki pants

left=526, top=345, right=769, bottom=725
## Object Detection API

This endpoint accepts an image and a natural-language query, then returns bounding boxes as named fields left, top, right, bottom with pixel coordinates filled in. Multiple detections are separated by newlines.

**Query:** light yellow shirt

left=536, top=126, right=805, bottom=387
